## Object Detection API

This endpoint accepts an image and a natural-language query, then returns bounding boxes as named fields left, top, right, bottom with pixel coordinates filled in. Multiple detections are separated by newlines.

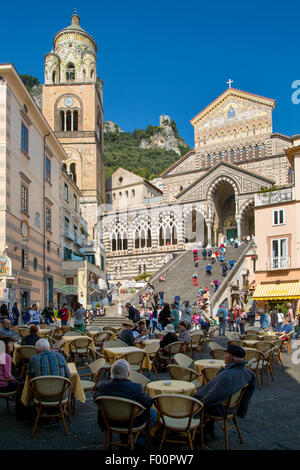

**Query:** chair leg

left=256, top=371, right=261, bottom=389
left=187, top=431, right=193, bottom=451
left=233, top=415, right=243, bottom=444
left=60, top=405, right=69, bottom=436
left=101, top=431, right=109, bottom=450
left=32, top=405, right=42, bottom=437
left=224, top=421, right=229, bottom=450
left=159, top=427, right=167, bottom=451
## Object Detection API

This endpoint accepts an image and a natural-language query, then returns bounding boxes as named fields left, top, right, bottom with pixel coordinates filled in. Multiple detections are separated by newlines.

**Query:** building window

left=119, top=192, right=122, bottom=199
left=63, top=247, right=72, bottom=261
left=33, top=257, right=38, bottom=271
left=273, top=209, right=284, bottom=226
left=66, top=63, right=75, bottom=81
left=84, top=254, right=95, bottom=264
left=132, top=189, right=135, bottom=197
left=45, top=206, right=51, bottom=232
left=113, top=193, right=116, bottom=200
left=255, top=144, right=259, bottom=158
left=66, top=110, right=72, bottom=131
left=73, top=194, right=77, bottom=211
left=101, top=255, right=104, bottom=270
left=271, top=238, right=288, bottom=269
left=45, top=156, right=51, bottom=182
left=52, top=71, right=56, bottom=83
left=21, top=249, right=28, bottom=270
left=47, top=240, right=51, bottom=253
left=70, top=163, right=77, bottom=183
left=34, top=212, right=40, bottom=228
left=21, top=122, right=29, bottom=154
left=74, top=225, right=78, bottom=241
left=66, top=277, right=74, bottom=285
left=288, top=167, right=293, bottom=184
left=21, top=184, right=29, bottom=214
left=64, top=183, right=69, bottom=201
left=64, top=217, right=69, bottom=231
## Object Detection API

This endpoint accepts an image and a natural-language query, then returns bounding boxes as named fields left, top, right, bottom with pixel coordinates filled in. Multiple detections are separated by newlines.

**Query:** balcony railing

left=74, top=236, right=82, bottom=246
left=267, top=257, right=290, bottom=270
left=64, top=228, right=74, bottom=241
left=256, top=188, right=293, bottom=207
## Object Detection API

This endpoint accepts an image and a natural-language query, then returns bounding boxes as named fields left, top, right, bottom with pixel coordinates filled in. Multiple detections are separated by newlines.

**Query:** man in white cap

left=159, top=324, right=178, bottom=353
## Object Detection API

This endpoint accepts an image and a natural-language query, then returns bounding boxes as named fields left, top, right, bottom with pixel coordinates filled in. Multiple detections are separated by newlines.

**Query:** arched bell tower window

left=52, top=71, right=56, bottom=83
left=59, top=110, right=65, bottom=131
left=73, top=110, right=78, bottom=131
left=66, top=110, right=72, bottom=131
left=90, top=69, right=94, bottom=79
left=66, top=63, right=75, bottom=81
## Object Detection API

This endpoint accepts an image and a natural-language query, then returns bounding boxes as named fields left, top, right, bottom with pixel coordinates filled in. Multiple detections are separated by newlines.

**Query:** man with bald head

left=0, top=318, right=20, bottom=342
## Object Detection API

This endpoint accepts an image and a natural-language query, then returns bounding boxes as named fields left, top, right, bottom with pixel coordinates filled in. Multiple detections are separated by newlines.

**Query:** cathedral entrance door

left=226, top=228, right=237, bottom=241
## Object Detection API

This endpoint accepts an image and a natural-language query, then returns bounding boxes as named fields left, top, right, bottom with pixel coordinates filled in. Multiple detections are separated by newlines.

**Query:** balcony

left=74, top=235, right=82, bottom=246
left=64, top=228, right=74, bottom=241
left=267, top=257, right=290, bottom=270
left=256, top=188, right=293, bottom=207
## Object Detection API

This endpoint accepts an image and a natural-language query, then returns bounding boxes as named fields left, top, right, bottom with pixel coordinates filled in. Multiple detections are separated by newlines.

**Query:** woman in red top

left=59, top=303, right=69, bottom=326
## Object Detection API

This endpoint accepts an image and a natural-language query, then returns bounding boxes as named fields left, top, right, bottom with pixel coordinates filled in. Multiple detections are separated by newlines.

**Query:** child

left=193, top=312, right=200, bottom=330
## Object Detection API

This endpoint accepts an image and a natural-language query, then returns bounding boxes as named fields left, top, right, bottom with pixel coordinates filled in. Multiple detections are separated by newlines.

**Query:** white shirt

left=277, top=312, right=284, bottom=323
left=29, top=310, right=40, bottom=323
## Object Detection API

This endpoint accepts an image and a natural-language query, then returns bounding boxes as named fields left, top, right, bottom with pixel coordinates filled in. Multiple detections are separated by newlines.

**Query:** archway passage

left=241, top=205, right=254, bottom=239
left=211, top=180, right=236, bottom=245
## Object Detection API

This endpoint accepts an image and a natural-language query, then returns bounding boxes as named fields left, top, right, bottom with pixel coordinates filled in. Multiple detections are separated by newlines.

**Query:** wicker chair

left=17, top=327, right=31, bottom=339
left=272, top=338, right=285, bottom=369
left=63, top=331, right=81, bottom=337
left=93, top=332, right=110, bottom=354
left=174, top=353, right=193, bottom=369
left=129, top=371, right=150, bottom=390
left=143, top=342, right=160, bottom=379
left=201, top=366, right=220, bottom=386
left=243, top=348, right=265, bottom=388
left=188, top=333, right=203, bottom=358
left=103, top=339, right=127, bottom=349
left=209, top=349, right=226, bottom=360
left=0, top=379, right=19, bottom=412
left=153, top=394, right=204, bottom=451
left=204, top=385, right=248, bottom=450
left=253, top=341, right=274, bottom=353
left=159, top=341, right=184, bottom=368
left=281, top=331, right=294, bottom=354
left=240, top=334, right=259, bottom=341
left=62, top=325, right=74, bottom=333
left=167, top=365, right=201, bottom=389
left=17, top=346, right=37, bottom=378
left=29, top=376, right=71, bottom=437
left=69, top=337, right=93, bottom=364
left=71, top=358, right=105, bottom=415
left=95, top=396, right=151, bottom=450
left=259, top=347, right=276, bottom=385
left=121, top=350, right=146, bottom=373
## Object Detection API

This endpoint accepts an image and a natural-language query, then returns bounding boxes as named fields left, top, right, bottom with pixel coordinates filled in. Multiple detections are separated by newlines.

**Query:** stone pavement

left=0, top=325, right=299, bottom=451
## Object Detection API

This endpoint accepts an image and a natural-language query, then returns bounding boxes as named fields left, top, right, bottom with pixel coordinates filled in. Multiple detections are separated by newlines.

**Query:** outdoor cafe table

left=194, top=359, right=225, bottom=384
left=146, top=380, right=196, bottom=399
left=87, top=330, right=116, bottom=340
left=20, top=362, right=86, bottom=406
left=62, top=335, right=95, bottom=357
left=103, top=346, right=152, bottom=372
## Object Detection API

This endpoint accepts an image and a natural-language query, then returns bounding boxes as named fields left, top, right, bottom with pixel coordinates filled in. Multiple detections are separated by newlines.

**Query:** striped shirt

left=28, top=350, right=70, bottom=378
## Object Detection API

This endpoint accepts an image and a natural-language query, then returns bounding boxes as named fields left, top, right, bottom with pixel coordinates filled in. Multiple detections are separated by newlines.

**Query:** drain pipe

left=43, top=133, right=50, bottom=308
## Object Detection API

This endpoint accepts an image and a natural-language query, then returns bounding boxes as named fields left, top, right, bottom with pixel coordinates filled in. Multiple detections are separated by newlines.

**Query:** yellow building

left=0, top=64, right=66, bottom=309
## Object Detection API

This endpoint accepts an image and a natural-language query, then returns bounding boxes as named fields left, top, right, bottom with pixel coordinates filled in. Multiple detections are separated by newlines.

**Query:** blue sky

left=1, top=0, right=300, bottom=147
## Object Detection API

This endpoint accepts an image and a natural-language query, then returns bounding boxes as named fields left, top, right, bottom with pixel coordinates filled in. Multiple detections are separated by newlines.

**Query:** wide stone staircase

left=129, top=245, right=246, bottom=308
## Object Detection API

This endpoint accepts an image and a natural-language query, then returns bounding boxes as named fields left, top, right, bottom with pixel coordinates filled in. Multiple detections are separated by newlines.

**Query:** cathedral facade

left=101, top=87, right=295, bottom=282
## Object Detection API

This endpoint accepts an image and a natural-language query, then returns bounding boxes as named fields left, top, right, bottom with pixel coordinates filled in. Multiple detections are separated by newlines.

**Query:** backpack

left=218, top=309, right=225, bottom=320
left=132, top=307, right=140, bottom=323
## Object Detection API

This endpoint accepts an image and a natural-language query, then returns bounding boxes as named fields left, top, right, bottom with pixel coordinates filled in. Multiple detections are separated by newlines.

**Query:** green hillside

left=103, top=122, right=190, bottom=180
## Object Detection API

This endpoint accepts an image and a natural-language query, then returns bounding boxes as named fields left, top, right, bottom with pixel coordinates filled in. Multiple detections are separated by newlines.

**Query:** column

left=236, top=215, right=241, bottom=243
left=206, top=221, right=213, bottom=248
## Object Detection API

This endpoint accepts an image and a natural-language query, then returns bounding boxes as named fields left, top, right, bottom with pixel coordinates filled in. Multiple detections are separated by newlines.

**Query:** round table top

left=146, top=380, right=196, bottom=397
left=194, top=359, right=225, bottom=370
left=243, top=340, right=258, bottom=346
left=143, top=339, right=160, bottom=345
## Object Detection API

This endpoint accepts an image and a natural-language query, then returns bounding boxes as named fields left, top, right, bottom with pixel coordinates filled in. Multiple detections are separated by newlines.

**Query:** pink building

left=251, top=145, right=300, bottom=313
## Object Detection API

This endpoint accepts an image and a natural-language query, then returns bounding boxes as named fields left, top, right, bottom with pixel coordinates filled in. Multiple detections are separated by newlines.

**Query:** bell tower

left=42, top=12, right=105, bottom=237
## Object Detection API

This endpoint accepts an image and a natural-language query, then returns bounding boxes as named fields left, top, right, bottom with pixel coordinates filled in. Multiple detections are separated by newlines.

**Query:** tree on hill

left=20, top=75, right=40, bottom=90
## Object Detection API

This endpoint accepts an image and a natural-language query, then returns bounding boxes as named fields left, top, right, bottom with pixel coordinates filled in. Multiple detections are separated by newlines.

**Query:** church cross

left=227, top=78, right=234, bottom=88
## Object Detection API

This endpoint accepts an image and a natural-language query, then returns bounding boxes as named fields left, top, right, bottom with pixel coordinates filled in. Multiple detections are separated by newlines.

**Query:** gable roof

left=175, top=161, right=274, bottom=199
left=190, top=87, right=276, bottom=126
left=160, top=150, right=196, bottom=177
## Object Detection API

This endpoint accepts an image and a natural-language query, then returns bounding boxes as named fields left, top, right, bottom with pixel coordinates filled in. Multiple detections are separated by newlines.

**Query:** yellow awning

left=252, top=281, right=300, bottom=300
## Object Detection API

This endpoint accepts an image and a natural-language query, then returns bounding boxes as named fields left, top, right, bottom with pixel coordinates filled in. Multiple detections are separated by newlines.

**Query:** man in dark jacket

left=94, top=359, right=156, bottom=445
left=21, top=324, right=40, bottom=346
left=119, top=319, right=135, bottom=346
left=194, top=344, right=256, bottom=440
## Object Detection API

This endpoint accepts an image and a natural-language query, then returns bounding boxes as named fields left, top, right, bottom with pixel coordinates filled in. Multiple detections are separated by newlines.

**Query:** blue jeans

left=219, top=320, right=226, bottom=335
left=228, top=321, right=235, bottom=332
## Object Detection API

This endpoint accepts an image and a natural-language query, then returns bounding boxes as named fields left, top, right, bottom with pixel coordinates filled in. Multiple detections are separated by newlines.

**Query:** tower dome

left=46, top=12, right=98, bottom=84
